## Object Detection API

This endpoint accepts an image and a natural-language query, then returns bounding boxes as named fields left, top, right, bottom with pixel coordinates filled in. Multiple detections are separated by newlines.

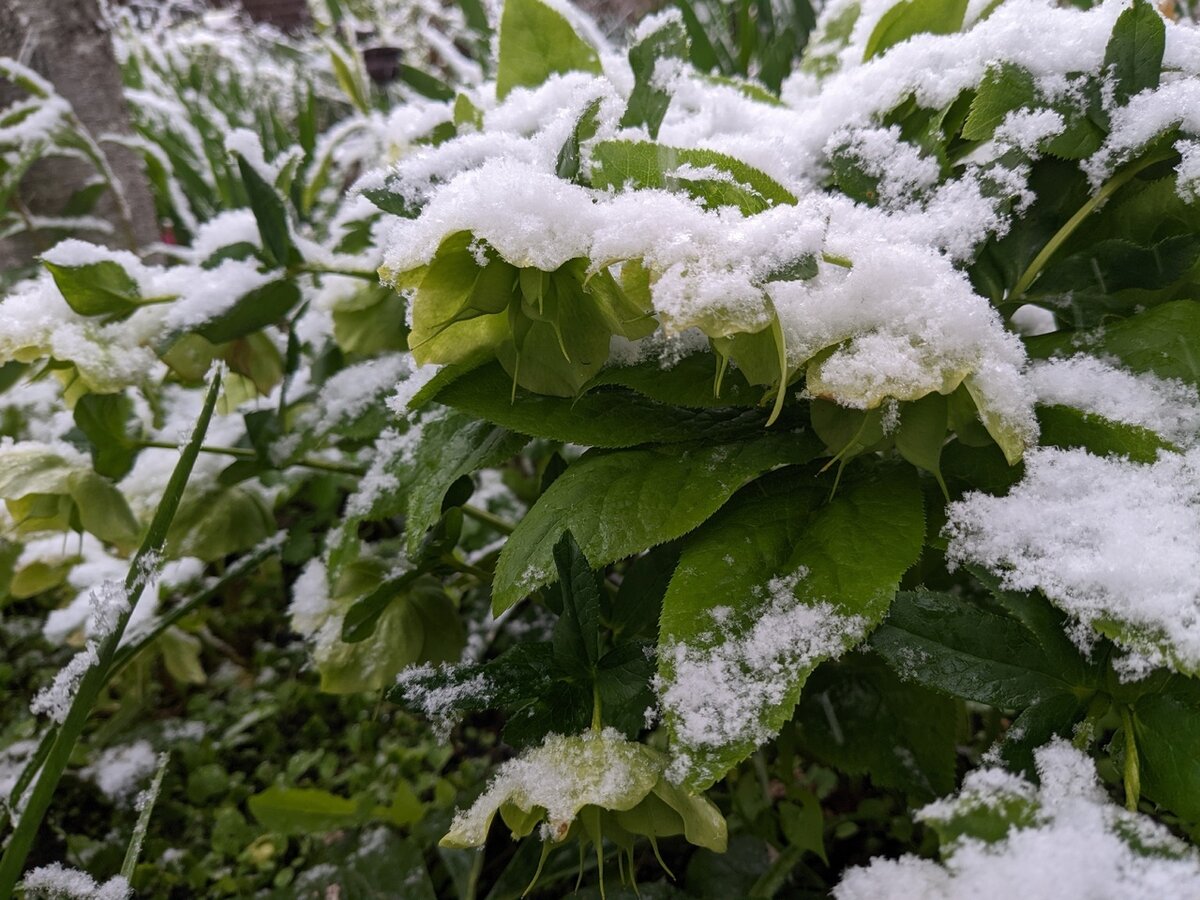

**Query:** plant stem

left=1121, top=705, right=1141, bottom=813
left=0, top=370, right=222, bottom=896
left=460, top=503, right=515, bottom=535
left=109, top=538, right=283, bottom=678
left=137, top=443, right=512, bottom=538
left=1009, top=151, right=1172, bottom=301
left=135, top=440, right=365, bottom=476
left=295, top=263, right=379, bottom=281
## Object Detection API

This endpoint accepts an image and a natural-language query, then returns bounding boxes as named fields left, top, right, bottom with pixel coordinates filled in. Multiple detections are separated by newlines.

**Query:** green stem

left=0, top=370, right=223, bottom=896
left=109, top=539, right=282, bottom=679
left=460, top=503, right=515, bottom=536
left=295, top=264, right=379, bottom=281
left=135, top=440, right=365, bottom=476
left=591, top=681, right=603, bottom=733
left=1009, top=151, right=1173, bottom=301
left=1121, top=705, right=1141, bottom=813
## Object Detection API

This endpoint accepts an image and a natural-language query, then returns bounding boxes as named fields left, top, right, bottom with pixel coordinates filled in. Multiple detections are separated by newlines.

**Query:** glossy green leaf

left=795, top=653, right=956, bottom=801
left=1132, top=678, right=1200, bottom=822
left=43, top=259, right=144, bottom=318
left=492, top=432, right=822, bottom=613
left=1026, top=300, right=1200, bottom=386
left=1103, top=0, right=1165, bottom=107
left=165, top=486, right=274, bottom=561
left=552, top=530, right=603, bottom=677
left=961, top=63, right=1036, bottom=142
left=495, top=0, right=602, bottom=100
left=432, top=362, right=774, bottom=447
left=591, top=140, right=797, bottom=213
left=621, top=15, right=689, bottom=138
left=72, top=393, right=137, bottom=480
left=1036, top=404, right=1171, bottom=463
left=658, top=466, right=924, bottom=788
left=863, top=0, right=967, bottom=61
left=234, top=153, right=294, bottom=267
left=194, top=278, right=302, bottom=345
left=403, top=409, right=527, bottom=556
left=870, top=589, right=1096, bottom=710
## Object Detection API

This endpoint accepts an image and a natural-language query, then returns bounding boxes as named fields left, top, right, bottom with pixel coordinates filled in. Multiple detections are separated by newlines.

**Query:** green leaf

left=403, top=409, right=528, bottom=557
left=895, top=392, right=949, bottom=490
left=43, top=259, right=144, bottom=318
left=397, top=64, right=455, bottom=101
left=591, top=140, right=797, bottom=214
left=407, top=232, right=513, bottom=367
left=491, top=433, right=822, bottom=613
left=234, top=153, right=294, bottom=268
left=608, top=542, right=679, bottom=641
left=495, top=0, right=602, bottom=100
left=1103, top=0, right=1165, bottom=107
left=552, top=530, right=602, bottom=677
left=658, top=466, right=924, bottom=788
left=1036, top=404, right=1171, bottom=463
left=589, top=352, right=761, bottom=409
left=165, top=486, right=274, bottom=562
left=795, top=653, right=957, bottom=801
left=291, top=830, right=436, bottom=900
left=72, top=392, right=137, bottom=480
left=863, top=0, right=968, bottom=61
left=1132, top=678, right=1200, bottom=822
left=870, top=589, right=1096, bottom=710
left=1026, top=300, right=1200, bottom=386
left=66, top=471, right=140, bottom=548
left=556, top=97, right=602, bottom=182
left=961, top=63, right=1036, bottom=142
left=621, top=15, right=689, bottom=138
left=194, top=279, right=302, bottom=345
left=247, top=786, right=370, bottom=834
left=332, top=286, right=409, bottom=355
left=658, top=469, right=820, bottom=646
left=431, top=362, right=775, bottom=447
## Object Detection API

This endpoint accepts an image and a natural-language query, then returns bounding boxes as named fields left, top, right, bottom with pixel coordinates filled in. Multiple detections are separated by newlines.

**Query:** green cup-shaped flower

left=442, top=729, right=726, bottom=893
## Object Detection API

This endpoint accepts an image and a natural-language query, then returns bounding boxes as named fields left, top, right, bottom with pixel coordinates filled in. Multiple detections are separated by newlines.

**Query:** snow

left=946, top=448, right=1200, bottom=677
left=394, top=663, right=493, bottom=737
left=1029, top=356, right=1200, bottom=447
left=836, top=741, right=1200, bottom=900
left=30, top=644, right=101, bottom=723
left=657, top=569, right=867, bottom=784
left=82, top=740, right=159, bottom=803
left=21, top=864, right=130, bottom=900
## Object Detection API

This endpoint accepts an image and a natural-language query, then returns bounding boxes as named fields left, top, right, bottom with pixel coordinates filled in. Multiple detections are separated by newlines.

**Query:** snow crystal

left=30, top=644, right=100, bottom=723
left=308, top=356, right=411, bottom=436
left=386, top=363, right=443, bottom=417
left=394, top=663, right=493, bottom=738
left=1029, top=356, right=1200, bottom=447
left=836, top=741, right=1200, bottom=900
left=657, top=571, right=866, bottom=783
left=1177, top=138, right=1200, bottom=204
left=22, top=863, right=130, bottom=900
left=946, top=447, right=1200, bottom=674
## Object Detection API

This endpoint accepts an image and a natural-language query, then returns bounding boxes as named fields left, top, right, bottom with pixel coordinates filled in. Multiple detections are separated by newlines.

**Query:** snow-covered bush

left=3, top=0, right=1200, bottom=895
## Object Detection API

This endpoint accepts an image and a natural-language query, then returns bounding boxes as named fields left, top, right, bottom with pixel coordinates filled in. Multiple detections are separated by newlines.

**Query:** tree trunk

left=0, top=0, right=158, bottom=271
